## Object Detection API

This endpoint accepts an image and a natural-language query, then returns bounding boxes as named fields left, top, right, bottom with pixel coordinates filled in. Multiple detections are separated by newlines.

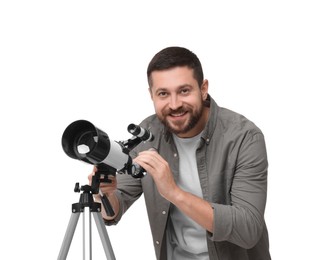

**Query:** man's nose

left=169, top=94, right=182, bottom=110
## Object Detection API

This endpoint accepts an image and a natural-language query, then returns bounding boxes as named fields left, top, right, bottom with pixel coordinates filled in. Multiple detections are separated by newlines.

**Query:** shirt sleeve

left=104, top=173, right=143, bottom=225
left=208, top=132, right=268, bottom=249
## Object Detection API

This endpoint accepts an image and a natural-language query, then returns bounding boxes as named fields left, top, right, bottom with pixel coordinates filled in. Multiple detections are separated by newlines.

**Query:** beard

left=158, top=103, right=204, bottom=136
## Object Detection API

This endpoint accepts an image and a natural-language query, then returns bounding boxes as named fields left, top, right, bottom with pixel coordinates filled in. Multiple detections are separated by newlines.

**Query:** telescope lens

left=77, top=144, right=90, bottom=154
left=76, top=131, right=98, bottom=155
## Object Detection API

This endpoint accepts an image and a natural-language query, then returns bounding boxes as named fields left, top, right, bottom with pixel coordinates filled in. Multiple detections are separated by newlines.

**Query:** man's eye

left=158, top=92, right=167, bottom=97
left=181, top=89, right=190, bottom=94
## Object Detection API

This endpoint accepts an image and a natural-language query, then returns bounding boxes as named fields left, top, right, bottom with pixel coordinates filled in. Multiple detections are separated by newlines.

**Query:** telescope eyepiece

left=127, top=124, right=154, bottom=142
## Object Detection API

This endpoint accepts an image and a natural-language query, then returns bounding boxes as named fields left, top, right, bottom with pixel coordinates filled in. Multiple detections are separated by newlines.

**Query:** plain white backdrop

left=1, top=1, right=334, bottom=259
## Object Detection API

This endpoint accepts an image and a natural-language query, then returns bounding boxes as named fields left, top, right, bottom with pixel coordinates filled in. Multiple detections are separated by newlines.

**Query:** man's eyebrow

left=153, top=84, right=193, bottom=94
left=157, top=84, right=192, bottom=90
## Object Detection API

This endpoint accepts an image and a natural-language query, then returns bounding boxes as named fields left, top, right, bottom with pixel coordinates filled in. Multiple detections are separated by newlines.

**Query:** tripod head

left=73, top=163, right=116, bottom=216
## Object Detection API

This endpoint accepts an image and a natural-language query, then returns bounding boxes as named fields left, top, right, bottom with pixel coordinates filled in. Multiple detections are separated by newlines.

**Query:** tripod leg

left=58, top=212, right=81, bottom=260
left=83, top=208, right=93, bottom=260
left=92, top=212, right=116, bottom=260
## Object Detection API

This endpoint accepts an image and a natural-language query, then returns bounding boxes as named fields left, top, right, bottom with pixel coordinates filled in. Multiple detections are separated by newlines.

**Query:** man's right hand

left=88, top=166, right=118, bottom=196
left=88, top=166, right=119, bottom=220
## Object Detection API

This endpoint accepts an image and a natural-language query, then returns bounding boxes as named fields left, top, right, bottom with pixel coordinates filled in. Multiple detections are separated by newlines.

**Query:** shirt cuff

left=208, top=203, right=233, bottom=241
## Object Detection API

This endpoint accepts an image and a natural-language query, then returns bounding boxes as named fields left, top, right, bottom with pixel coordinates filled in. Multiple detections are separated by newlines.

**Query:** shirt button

left=156, top=240, right=160, bottom=245
left=174, top=153, right=177, bottom=157
left=162, top=210, right=166, bottom=215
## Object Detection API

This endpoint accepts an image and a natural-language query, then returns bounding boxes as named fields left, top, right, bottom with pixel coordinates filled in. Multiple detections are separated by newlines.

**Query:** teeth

left=171, top=112, right=185, bottom=117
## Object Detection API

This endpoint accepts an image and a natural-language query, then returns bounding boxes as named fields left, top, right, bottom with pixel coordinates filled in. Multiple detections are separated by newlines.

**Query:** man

left=90, top=46, right=271, bottom=259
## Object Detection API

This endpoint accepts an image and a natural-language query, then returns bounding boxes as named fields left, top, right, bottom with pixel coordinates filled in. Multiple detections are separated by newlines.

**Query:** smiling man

left=90, top=46, right=271, bottom=260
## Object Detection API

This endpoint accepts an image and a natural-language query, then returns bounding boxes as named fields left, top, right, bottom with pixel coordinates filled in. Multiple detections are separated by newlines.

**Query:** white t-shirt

left=166, top=133, right=209, bottom=260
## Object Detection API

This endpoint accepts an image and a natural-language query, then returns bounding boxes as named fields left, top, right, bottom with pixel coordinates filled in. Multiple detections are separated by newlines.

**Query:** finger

left=138, top=150, right=161, bottom=160
left=88, top=166, right=97, bottom=180
left=134, top=154, right=160, bottom=174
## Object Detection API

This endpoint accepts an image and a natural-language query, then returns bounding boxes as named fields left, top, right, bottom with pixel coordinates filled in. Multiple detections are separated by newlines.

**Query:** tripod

left=58, top=183, right=116, bottom=260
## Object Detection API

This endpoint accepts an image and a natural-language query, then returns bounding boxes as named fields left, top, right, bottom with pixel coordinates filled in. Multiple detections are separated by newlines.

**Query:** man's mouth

left=170, top=111, right=187, bottom=117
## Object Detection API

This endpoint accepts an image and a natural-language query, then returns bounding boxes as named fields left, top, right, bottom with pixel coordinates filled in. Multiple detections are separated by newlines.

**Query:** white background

left=1, top=1, right=334, bottom=259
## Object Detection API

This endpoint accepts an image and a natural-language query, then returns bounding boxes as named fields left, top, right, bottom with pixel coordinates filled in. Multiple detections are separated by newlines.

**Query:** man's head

left=147, top=46, right=204, bottom=88
left=147, top=47, right=209, bottom=138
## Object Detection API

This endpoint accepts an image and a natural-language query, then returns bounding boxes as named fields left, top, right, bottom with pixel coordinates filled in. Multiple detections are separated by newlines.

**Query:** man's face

left=149, top=66, right=209, bottom=138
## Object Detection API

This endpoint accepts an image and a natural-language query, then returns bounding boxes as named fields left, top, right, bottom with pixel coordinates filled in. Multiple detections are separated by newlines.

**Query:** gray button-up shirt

left=109, top=96, right=271, bottom=260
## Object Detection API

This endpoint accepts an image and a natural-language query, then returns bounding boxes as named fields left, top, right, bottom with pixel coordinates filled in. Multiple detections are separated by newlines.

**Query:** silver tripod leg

left=58, top=211, right=116, bottom=260
left=92, top=212, right=116, bottom=260
left=58, top=212, right=81, bottom=260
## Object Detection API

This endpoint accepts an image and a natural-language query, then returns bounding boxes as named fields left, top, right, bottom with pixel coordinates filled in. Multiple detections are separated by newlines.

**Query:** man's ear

left=201, top=79, right=209, bottom=101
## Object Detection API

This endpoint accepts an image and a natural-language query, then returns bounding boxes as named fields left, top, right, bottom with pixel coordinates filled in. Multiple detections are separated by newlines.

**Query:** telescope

left=60, top=120, right=154, bottom=260
left=61, top=119, right=154, bottom=178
